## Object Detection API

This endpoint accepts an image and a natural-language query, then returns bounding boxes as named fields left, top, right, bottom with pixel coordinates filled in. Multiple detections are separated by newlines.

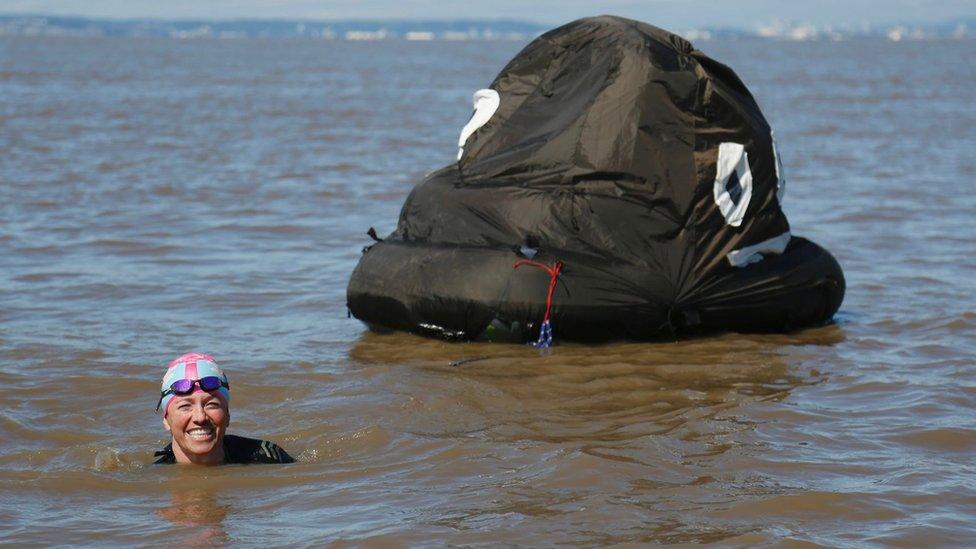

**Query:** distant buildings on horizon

left=0, top=15, right=972, bottom=42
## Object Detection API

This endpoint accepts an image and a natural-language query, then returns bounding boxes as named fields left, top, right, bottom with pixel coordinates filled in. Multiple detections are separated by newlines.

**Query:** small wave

left=889, top=427, right=976, bottom=453
left=13, top=271, right=83, bottom=283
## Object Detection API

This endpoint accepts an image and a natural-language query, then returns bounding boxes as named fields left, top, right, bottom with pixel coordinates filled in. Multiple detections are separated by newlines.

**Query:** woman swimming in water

left=153, top=353, right=294, bottom=465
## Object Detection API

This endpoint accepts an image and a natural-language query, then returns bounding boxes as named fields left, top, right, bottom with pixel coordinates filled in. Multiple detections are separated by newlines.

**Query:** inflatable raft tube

left=348, top=236, right=843, bottom=343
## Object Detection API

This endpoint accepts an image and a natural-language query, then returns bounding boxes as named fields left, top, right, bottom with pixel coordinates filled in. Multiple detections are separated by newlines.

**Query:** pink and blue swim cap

left=159, top=353, right=230, bottom=417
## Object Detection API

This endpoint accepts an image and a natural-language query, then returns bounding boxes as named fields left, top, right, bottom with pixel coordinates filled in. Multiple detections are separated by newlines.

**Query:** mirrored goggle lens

left=170, top=378, right=195, bottom=394
left=169, top=376, right=223, bottom=395
left=198, top=376, right=223, bottom=391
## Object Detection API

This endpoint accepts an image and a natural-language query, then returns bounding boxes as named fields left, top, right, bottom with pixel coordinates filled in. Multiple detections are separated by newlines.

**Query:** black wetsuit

left=154, top=434, right=294, bottom=464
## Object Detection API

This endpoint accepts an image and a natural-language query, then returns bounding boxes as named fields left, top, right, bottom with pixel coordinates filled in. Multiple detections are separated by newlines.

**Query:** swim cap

left=159, top=353, right=230, bottom=417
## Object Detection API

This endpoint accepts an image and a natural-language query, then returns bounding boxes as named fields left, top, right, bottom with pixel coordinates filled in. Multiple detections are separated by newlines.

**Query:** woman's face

left=163, top=391, right=229, bottom=465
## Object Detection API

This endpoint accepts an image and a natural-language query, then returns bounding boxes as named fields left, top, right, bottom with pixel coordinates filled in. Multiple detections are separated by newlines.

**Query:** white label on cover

left=772, top=132, right=786, bottom=203
left=713, top=142, right=753, bottom=227
left=457, top=89, right=500, bottom=160
left=727, top=231, right=792, bottom=267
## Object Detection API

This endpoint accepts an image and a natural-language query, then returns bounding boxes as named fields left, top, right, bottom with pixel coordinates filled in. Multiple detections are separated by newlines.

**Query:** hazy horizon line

left=4, top=11, right=974, bottom=30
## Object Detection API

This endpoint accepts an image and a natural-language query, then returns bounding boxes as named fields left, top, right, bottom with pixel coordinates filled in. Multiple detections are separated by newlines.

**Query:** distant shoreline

left=0, top=14, right=972, bottom=42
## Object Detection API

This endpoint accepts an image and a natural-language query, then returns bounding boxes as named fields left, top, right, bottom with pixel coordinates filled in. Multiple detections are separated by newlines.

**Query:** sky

left=2, top=0, right=974, bottom=29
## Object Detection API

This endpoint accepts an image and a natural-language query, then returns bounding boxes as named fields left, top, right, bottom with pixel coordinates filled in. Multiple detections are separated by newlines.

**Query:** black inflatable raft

left=347, top=15, right=844, bottom=344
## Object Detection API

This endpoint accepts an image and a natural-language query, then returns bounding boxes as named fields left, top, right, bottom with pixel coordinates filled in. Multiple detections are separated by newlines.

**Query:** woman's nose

left=191, top=404, right=208, bottom=422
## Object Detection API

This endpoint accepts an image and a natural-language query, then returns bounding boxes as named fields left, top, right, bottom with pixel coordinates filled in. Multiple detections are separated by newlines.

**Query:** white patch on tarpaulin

left=772, top=131, right=786, bottom=203
left=727, top=231, right=792, bottom=267
left=713, top=142, right=753, bottom=227
left=457, top=89, right=500, bottom=160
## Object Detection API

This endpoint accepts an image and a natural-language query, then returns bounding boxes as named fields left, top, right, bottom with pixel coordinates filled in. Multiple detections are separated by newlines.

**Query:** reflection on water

left=349, top=329, right=830, bottom=448
left=1, top=35, right=974, bottom=545
left=157, top=489, right=230, bottom=545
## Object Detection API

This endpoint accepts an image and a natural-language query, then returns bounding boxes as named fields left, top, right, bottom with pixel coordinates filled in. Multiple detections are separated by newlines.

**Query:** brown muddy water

left=1, top=36, right=974, bottom=546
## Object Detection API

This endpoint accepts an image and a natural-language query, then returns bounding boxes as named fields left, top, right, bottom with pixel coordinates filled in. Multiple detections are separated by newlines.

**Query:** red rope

left=513, top=259, right=563, bottom=323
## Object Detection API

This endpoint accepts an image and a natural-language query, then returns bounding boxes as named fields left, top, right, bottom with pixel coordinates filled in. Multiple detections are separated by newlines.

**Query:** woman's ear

left=162, top=416, right=171, bottom=432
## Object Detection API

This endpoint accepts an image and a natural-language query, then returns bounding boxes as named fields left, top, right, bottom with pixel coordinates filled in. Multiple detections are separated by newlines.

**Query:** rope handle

left=513, top=260, right=563, bottom=348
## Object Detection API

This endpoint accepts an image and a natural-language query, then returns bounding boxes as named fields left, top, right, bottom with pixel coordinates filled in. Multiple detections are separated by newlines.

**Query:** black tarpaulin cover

left=347, top=15, right=844, bottom=342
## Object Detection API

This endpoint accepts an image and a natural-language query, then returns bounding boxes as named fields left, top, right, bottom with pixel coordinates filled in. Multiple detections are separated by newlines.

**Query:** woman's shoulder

left=223, top=434, right=295, bottom=464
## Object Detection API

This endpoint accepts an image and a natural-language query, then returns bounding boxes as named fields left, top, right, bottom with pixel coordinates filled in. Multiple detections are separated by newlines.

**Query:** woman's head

left=158, top=353, right=229, bottom=417
left=159, top=353, right=231, bottom=465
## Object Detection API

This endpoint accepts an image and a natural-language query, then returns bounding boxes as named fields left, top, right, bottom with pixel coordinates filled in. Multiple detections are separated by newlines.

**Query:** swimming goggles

left=155, top=376, right=230, bottom=412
